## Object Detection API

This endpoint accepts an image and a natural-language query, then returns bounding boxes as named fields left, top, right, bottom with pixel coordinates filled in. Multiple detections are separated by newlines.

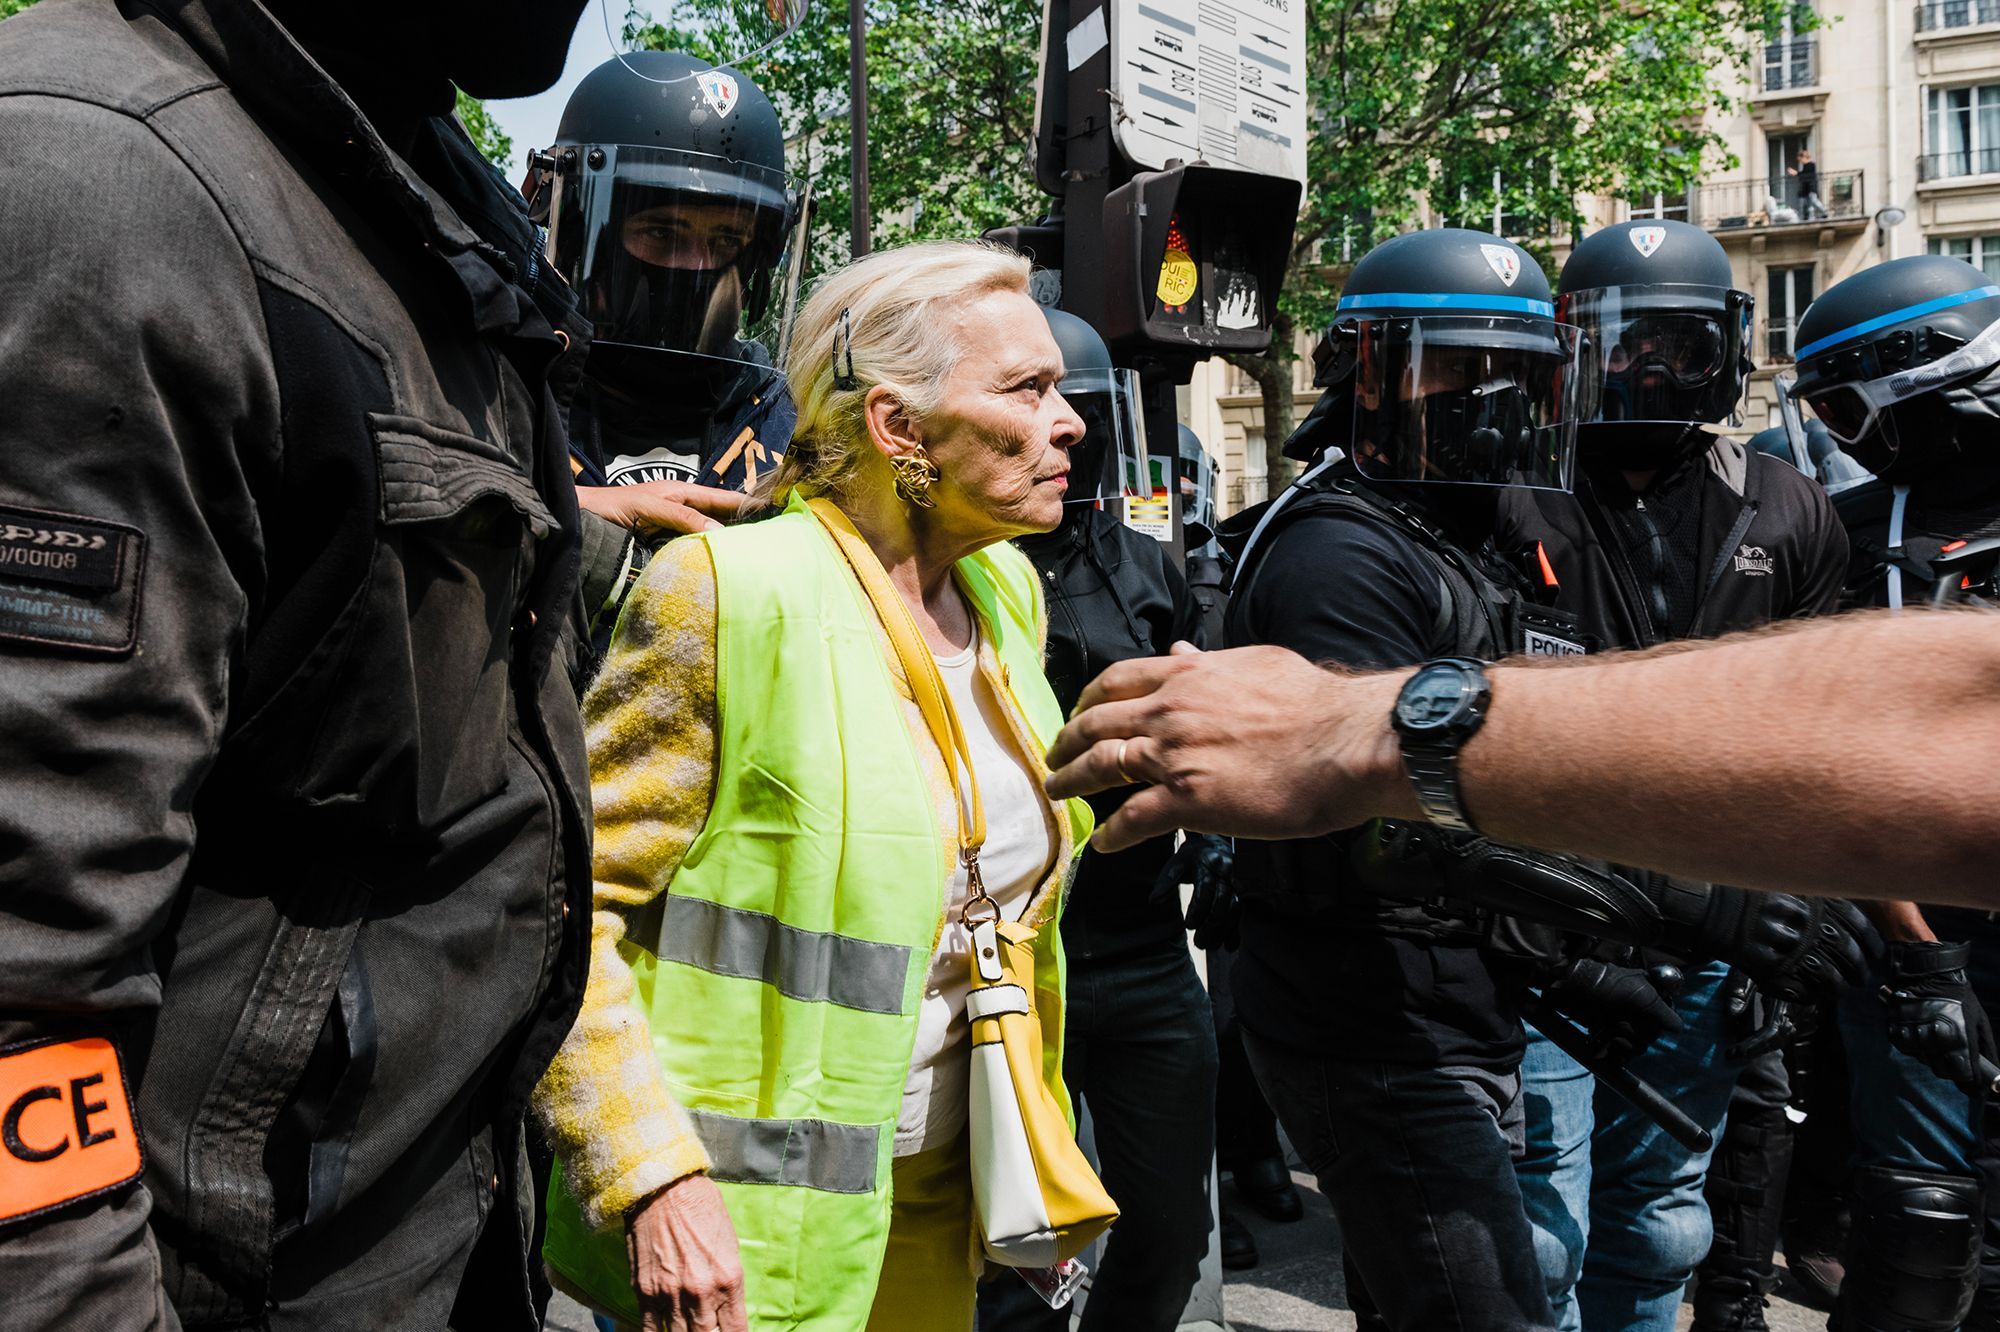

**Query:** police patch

left=1480, top=244, right=1522, bottom=287
left=697, top=70, right=739, bottom=118
left=1630, top=225, right=1667, bottom=259
left=0, top=504, right=144, bottom=655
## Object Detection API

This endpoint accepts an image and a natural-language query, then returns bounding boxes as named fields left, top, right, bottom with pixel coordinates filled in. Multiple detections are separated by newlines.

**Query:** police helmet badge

left=1630, top=225, right=1667, bottom=259
left=1479, top=244, right=1522, bottom=287
left=696, top=70, right=740, bottom=118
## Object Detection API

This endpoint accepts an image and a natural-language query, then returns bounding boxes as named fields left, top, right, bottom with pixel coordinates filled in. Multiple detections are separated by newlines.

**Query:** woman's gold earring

left=891, top=450, right=940, bottom=509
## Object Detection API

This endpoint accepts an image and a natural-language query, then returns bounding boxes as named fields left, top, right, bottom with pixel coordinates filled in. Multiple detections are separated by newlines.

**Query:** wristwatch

left=1390, top=657, right=1493, bottom=834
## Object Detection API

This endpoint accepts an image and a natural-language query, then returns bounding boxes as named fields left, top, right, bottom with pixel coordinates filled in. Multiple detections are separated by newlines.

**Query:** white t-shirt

left=894, top=628, right=1057, bottom=1155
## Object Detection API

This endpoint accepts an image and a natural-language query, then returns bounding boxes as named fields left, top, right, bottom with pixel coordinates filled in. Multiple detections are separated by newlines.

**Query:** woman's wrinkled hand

left=625, top=1174, right=749, bottom=1332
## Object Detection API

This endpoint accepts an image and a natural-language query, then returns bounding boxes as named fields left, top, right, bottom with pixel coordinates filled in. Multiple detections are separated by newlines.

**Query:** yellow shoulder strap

left=809, top=498, right=988, bottom=863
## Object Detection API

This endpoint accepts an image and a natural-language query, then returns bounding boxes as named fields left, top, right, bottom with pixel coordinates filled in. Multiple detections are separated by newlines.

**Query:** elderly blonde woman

left=536, top=240, right=1095, bottom=1332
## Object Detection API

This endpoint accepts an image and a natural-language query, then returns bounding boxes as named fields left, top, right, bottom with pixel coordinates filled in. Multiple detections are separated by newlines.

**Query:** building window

left=1918, top=0, right=2000, bottom=32
left=1628, top=190, right=1691, bottom=223
left=1925, top=84, right=2000, bottom=179
left=1928, top=233, right=2000, bottom=283
left=1766, top=265, right=1814, bottom=363
left=1762, top=3, right=1815, bottom=91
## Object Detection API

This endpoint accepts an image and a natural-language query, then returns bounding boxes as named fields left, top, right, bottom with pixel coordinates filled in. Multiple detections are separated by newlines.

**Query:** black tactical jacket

left=1016, top=510, right=1205, bottom=964
left=1498, top=437, right=1849, bottom=646
left=0, top=1, right=591, bottom=1326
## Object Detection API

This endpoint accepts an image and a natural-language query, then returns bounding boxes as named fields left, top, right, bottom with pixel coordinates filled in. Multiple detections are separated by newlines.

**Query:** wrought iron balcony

left=1695, top=170, right=1865, bottom=230
left=1761, top=37, right=1817, bottom=92
left=1917, top=0, right=2000, bottom=31
left=1920, top=147, right=2000, bottom=181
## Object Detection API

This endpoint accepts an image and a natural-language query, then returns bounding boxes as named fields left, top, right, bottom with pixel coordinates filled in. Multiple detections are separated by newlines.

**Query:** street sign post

left=989, top=0, right=1303, bottom=565
left=1107, top=0, right=1308, bottom=186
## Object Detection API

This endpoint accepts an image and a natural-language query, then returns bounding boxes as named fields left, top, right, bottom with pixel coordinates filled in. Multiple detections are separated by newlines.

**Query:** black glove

left=1661, top=884, right=1881, bottom=1005
left=1718, top=967, right=1816, bottom=1061
left=1154, top=835, right=1238, bottom=951
left=1882, top=940, right=1998, bottom=1093
left=1539, top=956, right=1685, bottom=1066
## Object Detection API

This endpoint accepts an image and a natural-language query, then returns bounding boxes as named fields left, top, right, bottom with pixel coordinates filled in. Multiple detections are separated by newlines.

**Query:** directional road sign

left=1101, top=0, right=1307, bottom=184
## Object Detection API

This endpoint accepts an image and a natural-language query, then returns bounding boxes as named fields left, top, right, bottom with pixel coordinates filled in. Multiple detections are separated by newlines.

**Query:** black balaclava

left=262, top=0, right=589, bottom=121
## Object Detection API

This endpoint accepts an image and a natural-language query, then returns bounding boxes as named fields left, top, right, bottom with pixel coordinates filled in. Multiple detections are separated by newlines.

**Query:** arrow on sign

left=1142, top=112, right=1184, bottom=126
left=1134, top=60, right=1161, bottom=74
left=1252, top=32, right=1281, bottom=46
left=1275, top=81, right=1300, bottom=94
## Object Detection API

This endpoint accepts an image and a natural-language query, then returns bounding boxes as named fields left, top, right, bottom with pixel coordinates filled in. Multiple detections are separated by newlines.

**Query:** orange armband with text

left=0, top=1036, right=143, bottom=1226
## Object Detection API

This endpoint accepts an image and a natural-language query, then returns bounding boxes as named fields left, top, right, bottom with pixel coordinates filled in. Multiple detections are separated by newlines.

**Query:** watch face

left=1396, top=663, right=1474, bottom=733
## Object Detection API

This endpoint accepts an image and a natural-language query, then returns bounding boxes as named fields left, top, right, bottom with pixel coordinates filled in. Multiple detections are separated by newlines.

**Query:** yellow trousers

left=864, top=1133, right=977, bottom=1332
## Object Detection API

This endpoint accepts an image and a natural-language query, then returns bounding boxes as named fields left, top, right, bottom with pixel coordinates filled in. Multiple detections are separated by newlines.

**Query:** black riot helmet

left=1791, top=255, right=2000, bottom=481
left=1557, top=220, right=1753, bottom=470
left=1042, top=307, right=1147, bottom=508
left=539, top=52, right=806, bottom=399
left=1177, top=424, right=1219, bottom=546
left=1293, top=228, right=1588, bottom=490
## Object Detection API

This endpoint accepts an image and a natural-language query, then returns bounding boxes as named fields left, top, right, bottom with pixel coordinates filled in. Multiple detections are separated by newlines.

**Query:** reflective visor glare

left=1058, top=368, right=1147, bottom=505
left=1601, top=316, right=1726, bottom=386
left=549, top=145, right=807, bottom=366
left=1557, top=287, right=1744, bottom=422
left=1349, top=316, right=1583, bottom=490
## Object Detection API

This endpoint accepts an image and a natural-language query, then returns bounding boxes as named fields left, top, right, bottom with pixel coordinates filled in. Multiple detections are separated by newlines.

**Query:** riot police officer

left=1221, top=227, right=1593, bottom=1331
left=1789, top=254, right=2000, bottom=1332
left=0, top=0, right=597, bottom=1325
left=1494, top=219, right=1854, bottom=1332
left=532, top=51, right=807, bottom=649
left=977, top=308, right=1218, bottom=1331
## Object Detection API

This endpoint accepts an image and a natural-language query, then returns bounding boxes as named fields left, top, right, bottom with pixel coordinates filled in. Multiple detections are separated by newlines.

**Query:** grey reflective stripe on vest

left=660, top=894, right=914, bottom=1015
left=689, top=1109, right=882, bottom=1194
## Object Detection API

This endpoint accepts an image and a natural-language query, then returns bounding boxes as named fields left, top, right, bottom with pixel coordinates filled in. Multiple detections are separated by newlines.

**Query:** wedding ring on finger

left=1115, top=737, right=1136, bottom=786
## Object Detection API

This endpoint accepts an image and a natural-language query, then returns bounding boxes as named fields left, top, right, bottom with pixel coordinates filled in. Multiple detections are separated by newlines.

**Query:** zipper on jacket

left=1580, top=476, right=1659, bottom=650
left=1694, top=502, right=1761, bottom=636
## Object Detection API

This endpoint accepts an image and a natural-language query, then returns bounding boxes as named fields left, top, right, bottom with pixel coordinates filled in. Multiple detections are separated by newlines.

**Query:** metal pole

left=848, top=0, right=871, bottom=257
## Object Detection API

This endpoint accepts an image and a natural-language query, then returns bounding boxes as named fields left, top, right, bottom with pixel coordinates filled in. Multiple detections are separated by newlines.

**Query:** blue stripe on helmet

left=1795, top=285, right=2000, bottom=361
left=1336, top=291, right=1555, bottom=317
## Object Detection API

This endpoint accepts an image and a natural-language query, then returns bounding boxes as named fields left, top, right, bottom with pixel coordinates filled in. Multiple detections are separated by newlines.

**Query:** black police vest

left=1227, top=477, right=1585, bottom=935
left=1838, top=481, right=2000, bottom=610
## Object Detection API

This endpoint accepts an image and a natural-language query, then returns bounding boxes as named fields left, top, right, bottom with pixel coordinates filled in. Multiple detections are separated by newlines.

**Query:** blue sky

left=484, top=2, right=633, bottom=176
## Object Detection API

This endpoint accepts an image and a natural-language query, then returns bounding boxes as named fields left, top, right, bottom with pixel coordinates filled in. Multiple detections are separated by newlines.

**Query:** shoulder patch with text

left=0, top=505, right=145, bottom=655
left=0, top=1036, right=143, bottom=1227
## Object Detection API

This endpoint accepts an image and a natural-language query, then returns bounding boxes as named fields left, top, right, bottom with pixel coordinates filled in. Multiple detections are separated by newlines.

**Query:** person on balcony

left=1790, top=151, right=1828, bottom=220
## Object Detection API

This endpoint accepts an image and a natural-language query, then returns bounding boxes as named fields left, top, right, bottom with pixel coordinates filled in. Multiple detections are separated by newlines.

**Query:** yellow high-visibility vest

left=545, top=494, right=1091, bottom=1329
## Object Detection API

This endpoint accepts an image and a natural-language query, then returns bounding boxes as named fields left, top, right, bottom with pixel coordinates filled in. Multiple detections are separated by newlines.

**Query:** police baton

left=1521, top=995, right=1714, bottom=1155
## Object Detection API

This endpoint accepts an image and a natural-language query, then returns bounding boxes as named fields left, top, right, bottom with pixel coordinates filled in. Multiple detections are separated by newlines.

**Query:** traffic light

left=1099, top=161, right=1301, bottom=358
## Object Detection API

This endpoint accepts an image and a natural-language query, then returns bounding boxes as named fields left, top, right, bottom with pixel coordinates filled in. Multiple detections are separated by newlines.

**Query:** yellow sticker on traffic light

left=1157, top=216, right=1197, bottom=310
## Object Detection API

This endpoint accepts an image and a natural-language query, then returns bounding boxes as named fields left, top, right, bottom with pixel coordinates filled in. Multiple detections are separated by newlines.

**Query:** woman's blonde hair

left=763, top=239, right=1033, bottom=502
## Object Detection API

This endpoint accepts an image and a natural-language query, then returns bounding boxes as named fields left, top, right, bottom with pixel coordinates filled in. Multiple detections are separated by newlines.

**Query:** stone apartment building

left=1186, top=0, right=2000, bottom=518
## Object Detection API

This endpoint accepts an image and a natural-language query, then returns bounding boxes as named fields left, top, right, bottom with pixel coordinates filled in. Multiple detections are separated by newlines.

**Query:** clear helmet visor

left=1059, top=367, right=1150, bottom=506
left=1559, top=285, right=1749, bottom=425
left=1348, top=315, right=1588, bottom=490
left=546, top=144, right=808, bottom=384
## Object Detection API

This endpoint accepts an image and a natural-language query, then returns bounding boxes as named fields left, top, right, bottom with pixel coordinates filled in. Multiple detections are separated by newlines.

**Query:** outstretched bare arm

left=1046, top=610, right=1999, bottom=903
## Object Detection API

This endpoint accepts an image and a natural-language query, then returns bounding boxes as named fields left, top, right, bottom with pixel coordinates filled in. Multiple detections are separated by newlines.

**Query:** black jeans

left=1243, top=1031, right=1557, bottom=1332
left=977, top=944, right=1219, bottom=1332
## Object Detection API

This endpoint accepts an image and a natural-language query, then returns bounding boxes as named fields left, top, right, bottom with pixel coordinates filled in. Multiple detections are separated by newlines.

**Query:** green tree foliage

left=0, top=0, right=35, bottom=16
left=455, top=89, right=516, bottom=173
left=1223, top=0, right=1806, bottom=477
left=623, top=0, right=1043, bottom=273
left=627, top=0, right=1798, bottom=479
